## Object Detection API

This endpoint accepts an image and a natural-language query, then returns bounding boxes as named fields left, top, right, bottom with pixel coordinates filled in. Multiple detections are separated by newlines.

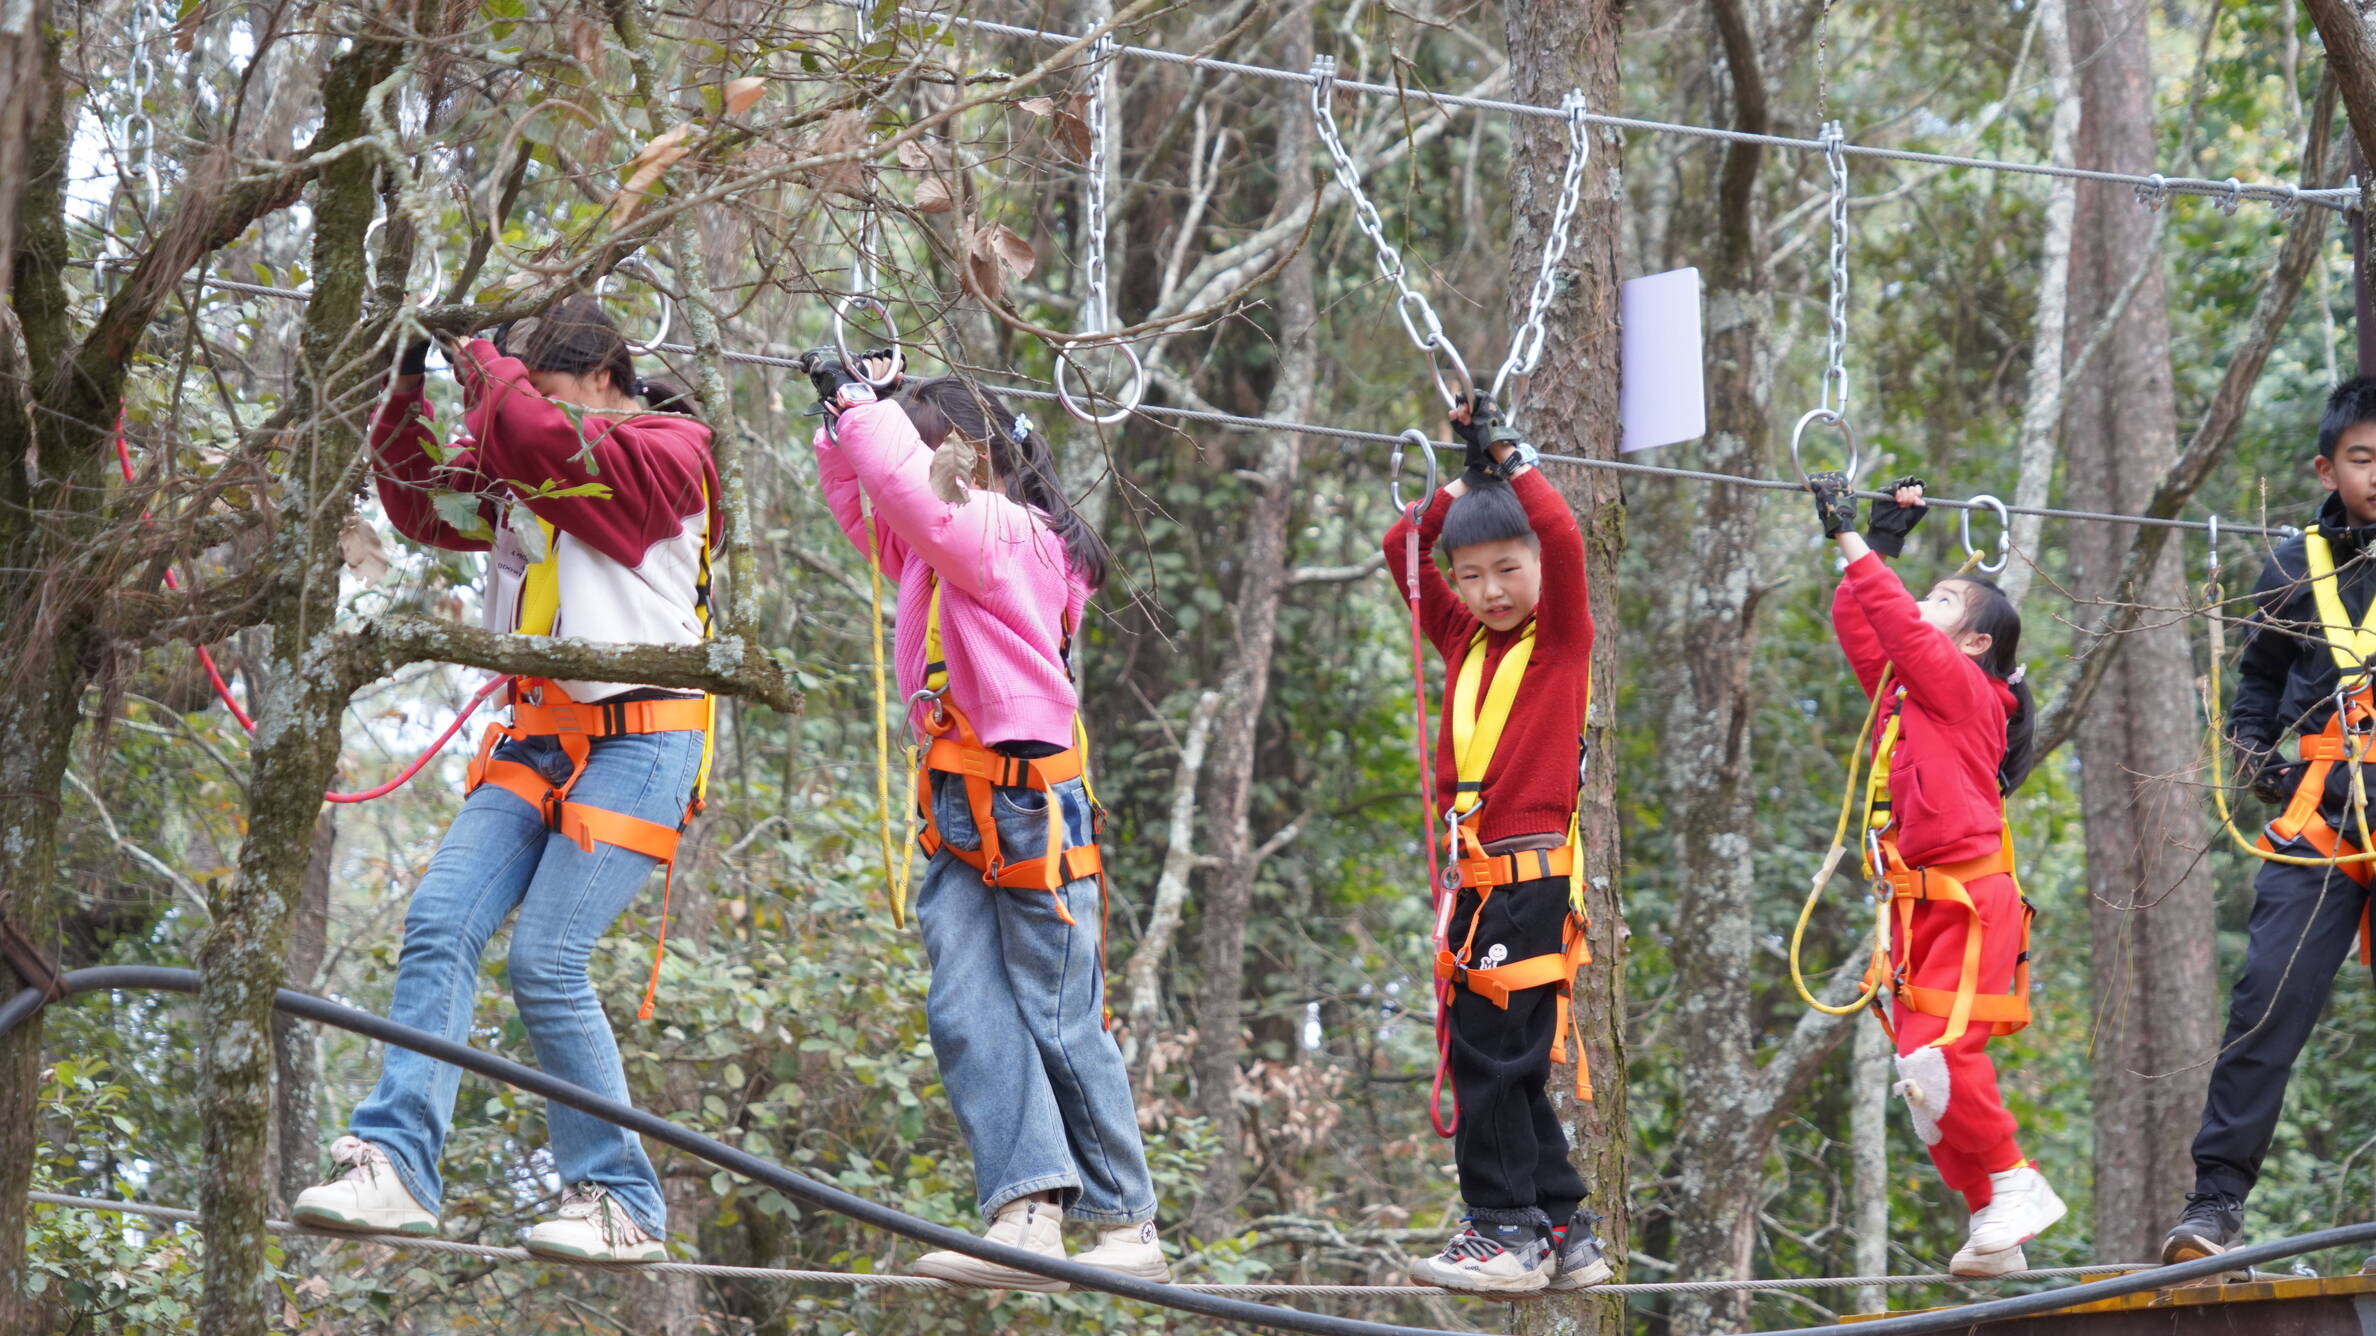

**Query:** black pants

left=1444, top=874, right=1590, bottom=1225
left=2193, top=839, right=2375, bottom=1200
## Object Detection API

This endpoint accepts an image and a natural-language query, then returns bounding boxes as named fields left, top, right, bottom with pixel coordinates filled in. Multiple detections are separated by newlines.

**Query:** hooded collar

left=2314, top=493, right=2376, bottom=556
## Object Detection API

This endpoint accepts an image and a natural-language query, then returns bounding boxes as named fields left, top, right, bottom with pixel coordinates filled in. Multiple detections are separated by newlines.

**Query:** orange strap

left=1871, top=838, right=2031, bottom=1047
left=1450, top=839, right=1576, bottom=893
left=1434, top=870, right=1595, bottom=1102
left=2259, top=687, right=2376, bottom=963
left=911, top=696, right=1101, bottom=924
left=463, top=678, right=704, bottom=1019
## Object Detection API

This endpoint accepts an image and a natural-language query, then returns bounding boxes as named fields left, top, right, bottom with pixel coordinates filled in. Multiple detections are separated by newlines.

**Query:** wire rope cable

left=815, top=0, right=2353, bottom=212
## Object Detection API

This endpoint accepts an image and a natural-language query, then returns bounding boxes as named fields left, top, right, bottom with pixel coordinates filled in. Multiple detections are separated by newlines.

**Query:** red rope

left=114, top=411, right=502, bottom=802
left=1404, top=517, right=1458, bottom=1140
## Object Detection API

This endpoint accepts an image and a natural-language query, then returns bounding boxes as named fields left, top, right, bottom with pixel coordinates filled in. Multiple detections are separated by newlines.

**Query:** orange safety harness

left=2249, top=529, right=2376, bottom=961
left=1428, top=622, right=1595, bottom=1101
left=907, top=576, right=1110, bottom=943
left=460, top=497, right=717, bottom=1020
left=1856, top=701, right=2034, bottom=1047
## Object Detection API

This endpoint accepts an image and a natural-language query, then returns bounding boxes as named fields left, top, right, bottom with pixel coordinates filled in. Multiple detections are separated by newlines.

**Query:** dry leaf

left=960, top=219, right=1036, bottom=298
left=569, top=16, right=606, bottom=78
left=175, top=0, right=201, bottom=51
left=723, top=76, right=766, bottom=119
left=988, top=223, right=1036, bottom=281
left=1053, top=102, right=1093, bottom=165
left=338, top=514, right=390, bottom=585
left=610, top=122, right=696, bottom=227
left=1017, top=96, right=1056, bottom=119
left=896, top=139, right=934, bottom=170
left=803, top=108, right=871, bottom=195
left=915, top=174, right=953, bottom=213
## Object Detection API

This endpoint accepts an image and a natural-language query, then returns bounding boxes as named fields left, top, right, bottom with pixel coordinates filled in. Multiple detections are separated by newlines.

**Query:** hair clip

left=2009, top=663, right=2027, bottom=685
left=1012, top=412, right=1034, bottom=440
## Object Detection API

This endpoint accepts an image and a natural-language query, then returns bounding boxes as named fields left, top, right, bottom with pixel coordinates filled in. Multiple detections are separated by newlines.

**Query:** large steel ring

left=597, top=268, right=675, bottom=356
left=1390, top=428, right=1439, bottom=519
left=362, top=216, right=448, bottom=305
left=1789, top=408, right=1861, bottom=481
left=832, top=294, right=902, bottom=390
left=1053, top=338, right=1146, bottom=426
left=1961, top=493, right=2011, bottom=576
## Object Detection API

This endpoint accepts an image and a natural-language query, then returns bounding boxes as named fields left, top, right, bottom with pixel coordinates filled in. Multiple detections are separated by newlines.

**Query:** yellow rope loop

left=1790, top=666, right=1894, bottom=1016
left=861, top=509, right=914, bottom=926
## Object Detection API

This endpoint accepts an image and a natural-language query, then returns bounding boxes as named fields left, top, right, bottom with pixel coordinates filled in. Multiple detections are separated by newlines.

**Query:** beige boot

left=911, top=1199, right=1069, bottom=1292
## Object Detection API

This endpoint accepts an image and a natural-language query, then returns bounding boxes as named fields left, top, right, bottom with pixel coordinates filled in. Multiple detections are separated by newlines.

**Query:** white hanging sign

left=1620, top=266, right=1706, bottom=453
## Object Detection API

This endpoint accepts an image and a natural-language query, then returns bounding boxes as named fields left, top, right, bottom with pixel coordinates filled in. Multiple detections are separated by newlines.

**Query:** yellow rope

left=1789, top=666, right=1894, bottom=1015
left=861, top=508, right=914, bottom=927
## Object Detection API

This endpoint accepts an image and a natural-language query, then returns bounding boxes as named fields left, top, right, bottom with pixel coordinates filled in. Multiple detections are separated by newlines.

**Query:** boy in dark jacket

left=2166, top=376, right=2376, bottom=1265
left=1383, top=394, right=1608, bottom=1296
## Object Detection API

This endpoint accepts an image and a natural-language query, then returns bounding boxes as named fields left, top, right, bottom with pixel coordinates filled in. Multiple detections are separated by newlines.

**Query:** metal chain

left=1308, top=54, right=1471, bottom=406
left=1491, top=90, right=1591, bottom=405
left=1821, top=119, right=1850, bottom=421
left=1816, top=0, right=1834, bottom=123
left=1081, top=36, right=1114, bottom=333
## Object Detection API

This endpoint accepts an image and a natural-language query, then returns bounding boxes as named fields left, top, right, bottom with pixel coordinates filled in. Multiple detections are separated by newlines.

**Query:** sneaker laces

left=554, top=1184, right=643, bottom=1246
left=324, top=1136, right=386, bottom=1185
left=2181, top=1191, right=2241, bottom=1223
left=1437, top=1223, right=1507, bottom=1265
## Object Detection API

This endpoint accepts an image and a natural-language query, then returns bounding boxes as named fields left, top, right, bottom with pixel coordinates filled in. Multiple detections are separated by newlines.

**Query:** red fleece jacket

left=1383, top=467, right=1593, bottom=846
left=1832, top=552, right=2014, bottom=868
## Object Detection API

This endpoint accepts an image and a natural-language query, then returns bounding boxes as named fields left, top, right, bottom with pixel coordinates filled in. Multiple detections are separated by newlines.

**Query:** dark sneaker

left=2161, top=1191, right=2245, bottom=1266
left=1407, top=1218, right=1554, bottom=1294
left=1548, top=1212, right=1612, bottom=1290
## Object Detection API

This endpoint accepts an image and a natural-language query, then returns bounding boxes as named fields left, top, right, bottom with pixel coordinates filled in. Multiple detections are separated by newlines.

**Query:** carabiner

left=1389, top=428, right=1440, bottom=520
left=832, top=294, right=902, bottom=391
left=1960, top=493, right=2011, bottom=576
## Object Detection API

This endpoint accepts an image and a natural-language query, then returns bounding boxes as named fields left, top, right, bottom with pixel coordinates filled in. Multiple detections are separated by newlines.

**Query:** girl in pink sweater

left=806, top=350, right=1164, bottom=1288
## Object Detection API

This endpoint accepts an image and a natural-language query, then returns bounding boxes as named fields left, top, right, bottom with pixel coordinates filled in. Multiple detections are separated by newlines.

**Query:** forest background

left=8, top=0, right=2376, bottom=1333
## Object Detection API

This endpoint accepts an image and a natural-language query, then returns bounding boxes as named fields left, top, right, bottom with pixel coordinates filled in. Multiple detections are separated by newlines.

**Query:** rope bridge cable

left=162, top=274, right=2296, bottom=540
left=814, top=0, right=2355, bottom=214
left=1, top=968, right=2353, bottom=1335
left=23, top=1191, right=2155, bottom=1300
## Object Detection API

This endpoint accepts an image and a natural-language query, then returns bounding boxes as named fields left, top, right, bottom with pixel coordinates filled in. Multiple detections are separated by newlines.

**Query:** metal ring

left=363, top=215, right=448, bottom=306
left=597, top=269, right=675, bottom=356
left=1053, top=338, right=1145, bottom=426
left=1961, top=493, right=2011, bottom=576
left=832, top=295, right=902, bottom=390
left=1788, top=408, right=1861, bottom=481
left=1425, top=337, right=1475, bottom=412
left=1390, top=428, right=1439, bottom=518
left=2207, top=513, right=2221, bottom=585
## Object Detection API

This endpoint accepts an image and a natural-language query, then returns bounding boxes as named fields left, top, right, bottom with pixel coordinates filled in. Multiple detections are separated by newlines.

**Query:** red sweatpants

left=1889, top=869, right=2027, bottom=1213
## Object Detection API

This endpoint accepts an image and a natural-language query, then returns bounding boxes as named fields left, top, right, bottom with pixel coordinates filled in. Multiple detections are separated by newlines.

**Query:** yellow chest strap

left=1450, top=622, right=1536, bottom=819
left=2306, top=529, right=2376, bottom=675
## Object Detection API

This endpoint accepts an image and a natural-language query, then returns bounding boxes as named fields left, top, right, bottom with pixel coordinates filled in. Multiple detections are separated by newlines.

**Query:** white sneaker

left=1963, top=1164, right=2067, bottom=1256
left=1073, top=1220, right=1171, bottom=1281
left=521, top=1184, right=665, bottom=1263
left=1407, top=1219, right=1555, bottom=1294
left=291, top=1137, right=439, bottom=1236
left=910, top=1199, right=1069, bottom=1292
left=1951, top=1241, right=2027, bottom=1277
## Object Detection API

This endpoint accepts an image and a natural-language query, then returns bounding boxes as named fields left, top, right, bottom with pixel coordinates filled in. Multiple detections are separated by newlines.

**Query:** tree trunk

left=2064, top=0, right=2216, bottom=1266
left=195, top=31, right=398, bottom=1331
left=1504, top=3, right=1627, bottom=1333
left=1849, top=1010, right=1892, bottom=1315
left=624, top=833, right=720, bottom=1335
left=272, top=813, right=337, bottom=1220
left=1188, top=2, right=1317, bottom=1234
left=2002, top=0, right=2080, bottom=608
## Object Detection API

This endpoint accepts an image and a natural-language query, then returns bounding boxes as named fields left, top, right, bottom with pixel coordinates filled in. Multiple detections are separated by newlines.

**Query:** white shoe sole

left=521, top=1234, right=665, bottom=1265
left=911, top=1252, right=1070, bottom=1293
left=1951, top=1246, right=2026, bottom=1278
left=1549, top=1258, right=1615, bottom=1290
left=291, top=1202, right=438, bottom=1237
left=1968, top=1195, right=2067, bottom=1256
left=1408, top=1259, right=1552, bottom=1294
left=1072, top=1255, right=1172, bottom=1282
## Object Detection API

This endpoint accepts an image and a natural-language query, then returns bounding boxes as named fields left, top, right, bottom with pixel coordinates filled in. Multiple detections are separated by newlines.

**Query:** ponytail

left=1948, top=574, right=2038, bottom=795
left=2000, top=668, right=2038, bottom=796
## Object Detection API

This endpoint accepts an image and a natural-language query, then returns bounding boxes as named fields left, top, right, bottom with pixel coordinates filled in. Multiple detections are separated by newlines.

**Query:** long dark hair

left=1948, top=575, right=2037, bottom=795
left=899, top=375, right=1110, bottom=591
left=498, top=295, right=696, bottom=417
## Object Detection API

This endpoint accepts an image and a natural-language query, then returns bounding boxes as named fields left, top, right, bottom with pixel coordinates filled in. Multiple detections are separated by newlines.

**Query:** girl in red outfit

left=1812, top=474, right=2063, bottom=1277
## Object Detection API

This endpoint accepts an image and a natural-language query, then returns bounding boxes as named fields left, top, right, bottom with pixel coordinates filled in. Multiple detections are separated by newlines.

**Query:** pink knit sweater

left=815, top=400, right=1090, bottom=748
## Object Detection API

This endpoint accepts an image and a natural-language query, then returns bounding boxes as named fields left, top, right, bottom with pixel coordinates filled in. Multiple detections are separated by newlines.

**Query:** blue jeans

left=349, top=729, right=704, bottom=1236
left=918, top=772, right=1157, bottom=1225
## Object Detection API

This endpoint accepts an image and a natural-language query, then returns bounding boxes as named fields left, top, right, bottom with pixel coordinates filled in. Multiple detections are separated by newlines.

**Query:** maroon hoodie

left=1832, top=552, right=2015, bottom=868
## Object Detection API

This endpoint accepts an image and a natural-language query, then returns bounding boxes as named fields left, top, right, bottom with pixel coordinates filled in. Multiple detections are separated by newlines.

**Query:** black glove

left=397, top=339, right=431, bottom=378
left=2252, top=758, right=2306, bottom=807
left=797, top=347, right=877, bottom=414
left=1808, top=470, right=1859, bottom=538
left=1865, top=475, right=1928, bottom=557
left=1450, top=390, right=1498, bottom=477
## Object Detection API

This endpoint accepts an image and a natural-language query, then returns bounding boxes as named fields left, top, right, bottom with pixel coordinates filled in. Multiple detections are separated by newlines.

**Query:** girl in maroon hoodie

left=1812, top=474, right=2064, bottom=1277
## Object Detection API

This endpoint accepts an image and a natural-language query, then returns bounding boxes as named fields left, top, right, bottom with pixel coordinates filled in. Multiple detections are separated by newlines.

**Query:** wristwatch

left=1493, top=438, right=1539, bottom=479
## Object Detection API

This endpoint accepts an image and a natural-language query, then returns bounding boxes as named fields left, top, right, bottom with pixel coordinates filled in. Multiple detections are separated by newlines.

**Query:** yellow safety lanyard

left=1449, top=623, right=1536, bottom=818
left=1859, top=698, right=1903, bottom=878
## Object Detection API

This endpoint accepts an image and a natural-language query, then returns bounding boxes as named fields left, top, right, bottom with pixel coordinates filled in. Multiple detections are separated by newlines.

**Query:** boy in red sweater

left=1385, top=394, right=1608, bottom=1295
left=1813, top=474, right=2064, bottom=1276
